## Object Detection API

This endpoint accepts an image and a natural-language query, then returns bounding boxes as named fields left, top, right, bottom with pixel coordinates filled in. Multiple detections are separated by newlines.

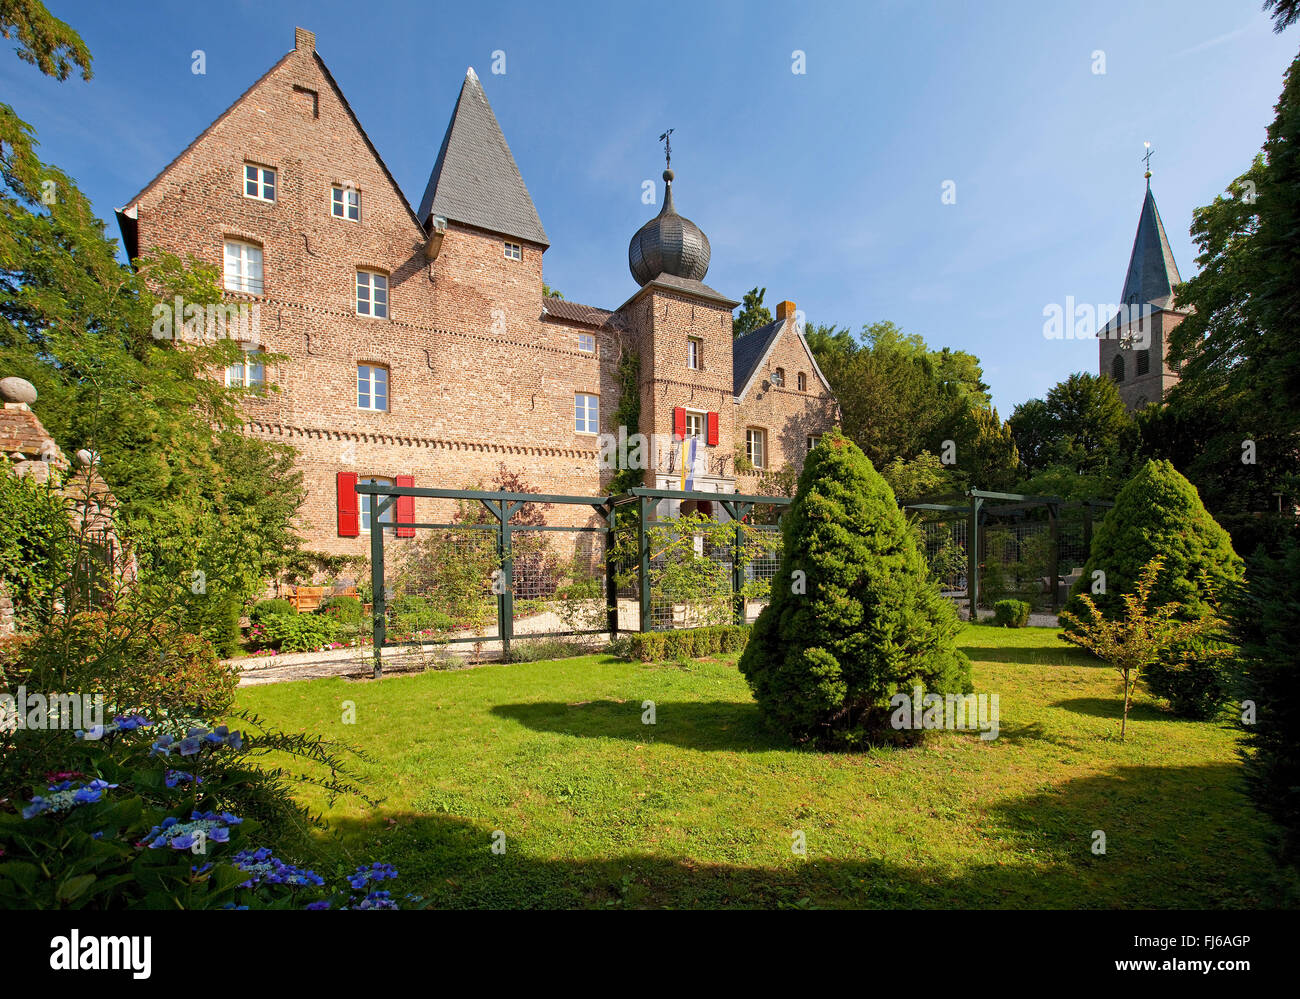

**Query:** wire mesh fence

left=905, top=491, right=1112, bottom=619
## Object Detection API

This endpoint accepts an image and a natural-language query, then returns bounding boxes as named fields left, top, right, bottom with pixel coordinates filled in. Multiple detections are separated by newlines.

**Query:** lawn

left=234, top=625, right=1292, bottom=909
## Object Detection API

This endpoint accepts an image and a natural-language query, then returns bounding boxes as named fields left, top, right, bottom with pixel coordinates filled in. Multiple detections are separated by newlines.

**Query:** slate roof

left=732, top=317, right=786, bottom=396
left=1101, top=183, right=1185, bottom=334
left=541, top=297, right=616, bottom=328
left=1120, top=184, right=1182, bottom=311
left=418, top=68, right=549, bottom=247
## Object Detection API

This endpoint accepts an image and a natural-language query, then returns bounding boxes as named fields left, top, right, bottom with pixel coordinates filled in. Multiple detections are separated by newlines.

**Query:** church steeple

left=1119, top=170, right=1182, bottom=312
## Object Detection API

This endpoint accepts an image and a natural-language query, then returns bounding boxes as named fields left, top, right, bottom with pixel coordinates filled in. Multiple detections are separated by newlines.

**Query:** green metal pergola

left=904, top=489, right=1112, bottom=621
left=356, top=482, right=792, bottom=678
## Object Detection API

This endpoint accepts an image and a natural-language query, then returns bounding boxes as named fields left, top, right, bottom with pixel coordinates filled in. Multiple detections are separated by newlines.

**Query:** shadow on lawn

left=959, top=643, right=1102, bottom=668
left=1050, top=697, right=1173, bottom=722
left=320, top=762, right=1282, bottom=910
left=491, top=699, right=783, bottom=752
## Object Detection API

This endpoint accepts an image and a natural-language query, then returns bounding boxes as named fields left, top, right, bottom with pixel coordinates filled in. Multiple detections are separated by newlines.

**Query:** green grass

left=234, top=625, right=1293, bottom=909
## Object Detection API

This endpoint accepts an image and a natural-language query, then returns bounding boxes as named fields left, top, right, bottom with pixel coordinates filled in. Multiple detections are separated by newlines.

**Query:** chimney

left=295, top=27, right=316, bottom=52
left=776, top=300, right=796, bottom=322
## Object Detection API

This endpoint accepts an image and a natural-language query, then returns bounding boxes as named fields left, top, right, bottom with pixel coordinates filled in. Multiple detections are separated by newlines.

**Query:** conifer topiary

left=738, top=430, right=972, bottom=749
left=1064, top=459, right=1243, bottom=717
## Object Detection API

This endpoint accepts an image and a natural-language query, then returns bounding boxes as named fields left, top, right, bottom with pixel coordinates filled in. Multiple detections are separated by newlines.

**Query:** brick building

left=117, top=27, right=837, bottom=559
left=1097, top=174, right=1188, bottom=411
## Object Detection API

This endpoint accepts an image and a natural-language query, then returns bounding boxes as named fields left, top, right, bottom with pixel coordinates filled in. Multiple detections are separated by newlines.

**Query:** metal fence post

left=638, top=494, right=651, bottom=633
left=1048, top=501, right=1061, bottom=614
left=730, top=501, right=752, bottom=625
left=602, top=502, right=618, bottom=640
left=370, top=489, right=390, bottom=679
left=967, top=494, right=982, bottom=621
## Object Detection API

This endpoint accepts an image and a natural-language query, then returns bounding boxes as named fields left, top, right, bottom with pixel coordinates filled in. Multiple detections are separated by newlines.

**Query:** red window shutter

left=673, top=406, right=686, bottom=440
left=706, top=411, right=720, bottom=446
left=395, top=475, right=415, bottom=537
left=337, top=472, right=360, bottom=537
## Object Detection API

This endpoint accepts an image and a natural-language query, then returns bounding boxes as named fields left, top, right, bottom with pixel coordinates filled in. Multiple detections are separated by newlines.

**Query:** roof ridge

left=120, top=44, right=423, bottom=235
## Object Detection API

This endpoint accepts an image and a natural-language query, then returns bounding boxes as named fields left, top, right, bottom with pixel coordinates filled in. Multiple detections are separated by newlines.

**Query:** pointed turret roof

left=1118, top=182, right=1182, bottom=311
left=417, top=68, right=548, bottom=247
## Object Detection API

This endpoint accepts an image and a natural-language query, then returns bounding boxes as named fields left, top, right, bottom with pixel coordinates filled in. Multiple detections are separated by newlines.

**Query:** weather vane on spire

left=1143, top=141, right=1154, bottom=181
left=659, top=128, right=674, bottom=171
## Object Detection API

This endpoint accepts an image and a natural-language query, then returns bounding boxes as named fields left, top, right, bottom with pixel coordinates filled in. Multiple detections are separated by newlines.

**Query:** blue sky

left=3, top=0, right=1296, bottom=416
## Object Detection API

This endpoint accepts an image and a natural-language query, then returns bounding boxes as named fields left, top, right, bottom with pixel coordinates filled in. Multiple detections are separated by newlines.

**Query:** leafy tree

left=1264, top=0, right=1300, bottom=33
left=1, top=11, right=305, bottom=649
left=1161, top=52, right=1300, bottom=521
left=732, top=286, right=772, bottom=337
left=738, top=430, right=972, bottom=748
left=0, top=0, right=92, bottom=81
left=542, top=283, right=563, bottom=299
left=1064, top=459, right=1243, bottom=717
left=1009, top=373, right=1134, bottom=498
left=880, top=450, right=950, bottom=503
left=1231, top=536, right=1300, bottom=860
left=1007, top=398, right=1053, bottom=475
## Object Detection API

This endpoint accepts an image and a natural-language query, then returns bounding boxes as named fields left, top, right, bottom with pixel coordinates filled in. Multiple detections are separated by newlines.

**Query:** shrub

left=993, top=599, right=1031, bottom=628
left=1064, top=459, right=1243, bottom=718
left=249, top=598, right=296, bottom=625
left=317, top=595, right=364, bottom=627
left=738, top=430, right=972, bottom=749
left=0, top=468, right=76, bottom=628
left=387, top=594, right=454, bottom=638
left=256, top=613, right=341, bottom=653
left=608, top=626, right=751, bottom=662
left=14, top=610, right=238, bottom=718
left=505, top=638, right=587, bottom=663
left=1231, top=538, right=1300, bottom=861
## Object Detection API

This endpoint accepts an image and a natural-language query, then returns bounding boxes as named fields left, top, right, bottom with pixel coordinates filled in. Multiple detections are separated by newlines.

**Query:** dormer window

left=244, top=164, right=276, bottom=202
left=504, top=242, right=522, bottom=261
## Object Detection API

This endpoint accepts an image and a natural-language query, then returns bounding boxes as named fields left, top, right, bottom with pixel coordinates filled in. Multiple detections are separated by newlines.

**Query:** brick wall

left=125, top=27, right=838, bottom=564
left=735, top=319, right=839, bottom=487
left=1098, top=308, right=1184, bottom=411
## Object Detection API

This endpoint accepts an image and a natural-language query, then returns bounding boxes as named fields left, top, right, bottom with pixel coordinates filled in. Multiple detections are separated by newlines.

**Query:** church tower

left=1098, top=154, right=1188, bottom=411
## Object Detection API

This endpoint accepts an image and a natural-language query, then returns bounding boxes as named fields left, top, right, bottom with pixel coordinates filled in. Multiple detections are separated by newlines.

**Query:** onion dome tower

left=628, top=132, right=711, bottom=285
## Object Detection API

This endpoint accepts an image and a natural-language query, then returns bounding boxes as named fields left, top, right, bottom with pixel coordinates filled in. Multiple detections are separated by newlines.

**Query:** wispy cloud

left=1172, top=21, right=1255, bottom=58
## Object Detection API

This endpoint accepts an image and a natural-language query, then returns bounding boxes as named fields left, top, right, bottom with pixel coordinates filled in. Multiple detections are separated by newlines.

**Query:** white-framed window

left=223, top=239, right=264, bottom=294
left=360, top=476, right=394, bottom=533
left=244, top=163, right=275, bottom=202
left=575, top=393, right=599, bottom=434
left=771, top=367, right=785, bottom=387
left=226, top=347, right=265, bottom=389
left=504, top=242, right=522, bottom=261
left=684, top=411, right=705, bottom=441
left=356, top=270, right=388, bottom=318
left=806, top=434, right=820, bottom=454
left=358, top=363, right=389, bottom=411
left=577, top=333, right=595, bottom=354
left=746, top=428, right=767, bottom=469
left=687, top=337, right=702, bottom=370
left=331, top=185, right=360, bottom=220
left=797, top=372, right=807, bottom=392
